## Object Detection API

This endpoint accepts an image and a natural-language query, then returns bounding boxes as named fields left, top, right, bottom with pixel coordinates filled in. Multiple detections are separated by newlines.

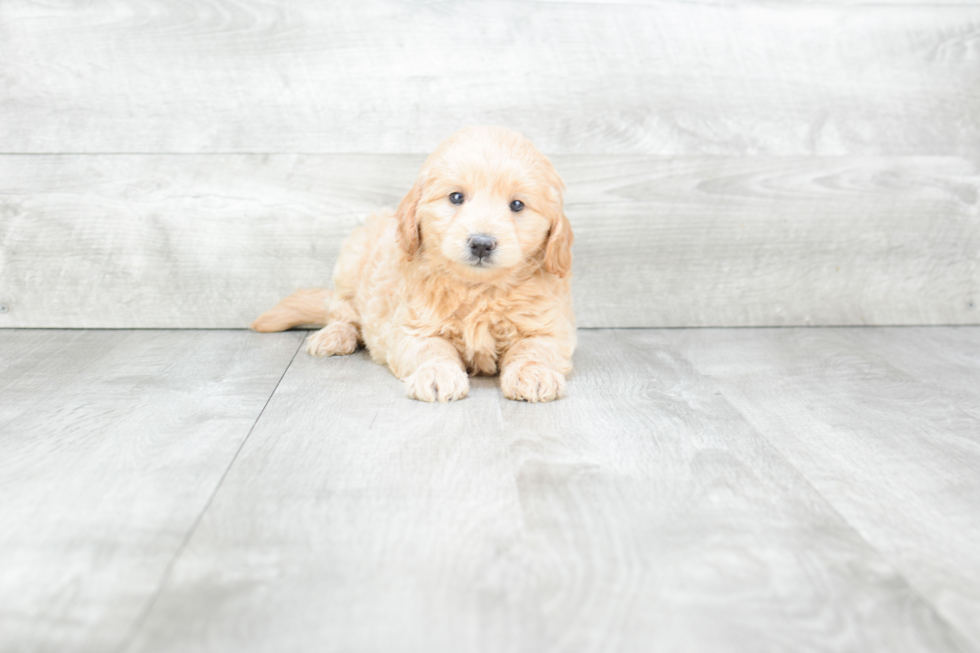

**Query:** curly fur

left=252, top=126, right=575, bottom=402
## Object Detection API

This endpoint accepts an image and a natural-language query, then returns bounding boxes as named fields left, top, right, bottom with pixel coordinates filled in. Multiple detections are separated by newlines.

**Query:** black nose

left=468, top=234, right=497, bottom=259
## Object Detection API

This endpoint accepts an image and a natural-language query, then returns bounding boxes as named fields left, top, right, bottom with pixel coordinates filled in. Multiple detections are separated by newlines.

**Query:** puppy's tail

left=251, top=289, right=332, bottom=332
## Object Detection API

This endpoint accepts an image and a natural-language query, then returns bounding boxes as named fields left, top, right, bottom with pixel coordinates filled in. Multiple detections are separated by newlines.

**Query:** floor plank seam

left=112, top=331, right=308, bottom=653
left=712, top=387, right=978, bottom=649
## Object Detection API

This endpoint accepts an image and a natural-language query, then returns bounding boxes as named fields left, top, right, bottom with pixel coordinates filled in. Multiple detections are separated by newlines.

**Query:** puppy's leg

left=306, top=323, right=360, bottom=357
left=306, top=290, right=362, bottom=357
left=307, top=224, right=372, bottom=356
left=500, top=337, right=572, bottom=403
left=389, top=336, right=469, bottom=402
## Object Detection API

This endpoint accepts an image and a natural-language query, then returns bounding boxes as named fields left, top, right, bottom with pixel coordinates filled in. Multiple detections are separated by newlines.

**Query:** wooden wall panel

left=1, top=0, right=978, bottom=155
left=562, top=156, right=980, bottom=327
left=1, top=154, right=976, bottom=328
left=2, top=1, right=978, bottom=327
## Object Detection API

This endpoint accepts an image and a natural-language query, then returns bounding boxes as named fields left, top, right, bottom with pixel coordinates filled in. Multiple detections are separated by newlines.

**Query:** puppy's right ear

left=395, top=175, right=424, bottom=257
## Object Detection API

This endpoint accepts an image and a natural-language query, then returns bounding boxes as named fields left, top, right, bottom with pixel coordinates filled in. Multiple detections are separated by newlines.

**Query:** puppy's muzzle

left=467, top=234, right=497, bottom=263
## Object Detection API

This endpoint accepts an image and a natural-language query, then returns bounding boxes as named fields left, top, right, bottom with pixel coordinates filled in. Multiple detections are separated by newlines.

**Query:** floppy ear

left=544, top=209, right=574, bottom=278
left=395, top=175, right=424, bottom=257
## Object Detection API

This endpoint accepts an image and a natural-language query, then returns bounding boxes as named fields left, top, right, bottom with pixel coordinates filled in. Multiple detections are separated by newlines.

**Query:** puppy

left=252, top=126, right=575, bottom=402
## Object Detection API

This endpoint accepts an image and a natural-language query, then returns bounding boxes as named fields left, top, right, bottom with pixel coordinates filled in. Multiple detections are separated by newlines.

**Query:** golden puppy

left=252, top=126, right=575, bottom=402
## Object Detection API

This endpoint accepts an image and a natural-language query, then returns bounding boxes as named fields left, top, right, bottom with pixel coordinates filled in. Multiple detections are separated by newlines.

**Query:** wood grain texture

left=662, top=326, right=980, bottom=649
left=850, top=326, right=980, bottom=421
left=122, top=346, right=531, bottom=653
left=0, top=329, right=303, bottom=653
left=1, top=0, right=979, bottom=155
left=563, top=156, right=980, bottom=327
left=1, top=154, right=977, bottom=329
left=122, top=329, right=971, bottom=653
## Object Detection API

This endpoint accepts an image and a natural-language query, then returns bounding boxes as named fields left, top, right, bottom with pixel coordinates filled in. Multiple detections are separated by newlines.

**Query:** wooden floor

left=2, top=327, right=979, bottom=653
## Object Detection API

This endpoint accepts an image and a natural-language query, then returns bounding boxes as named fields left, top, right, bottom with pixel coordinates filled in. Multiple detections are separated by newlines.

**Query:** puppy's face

left=396, top=127, right=572, bottom=280
left=421, top=156, right=552, bottom=277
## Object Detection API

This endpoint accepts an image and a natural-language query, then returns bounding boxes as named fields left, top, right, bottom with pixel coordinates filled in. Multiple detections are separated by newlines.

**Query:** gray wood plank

left=563, top=156, right=980, bottom=327
left=1, top=154, right=976, bottom=329
left=122, top=346, right=530, bottom=653
left=662, top=326, right=980, bottom=649
left=849, top=326, right=980, bottom=421
left=124, top=330, right=971, bottom=652
left=1, top=1, right=978, bottom=155
left=0, top=329, right=303, bottom=653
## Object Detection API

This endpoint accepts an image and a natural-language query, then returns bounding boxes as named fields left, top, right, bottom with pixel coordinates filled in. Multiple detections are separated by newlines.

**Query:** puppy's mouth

left=468, top=256, right=495, bottom=268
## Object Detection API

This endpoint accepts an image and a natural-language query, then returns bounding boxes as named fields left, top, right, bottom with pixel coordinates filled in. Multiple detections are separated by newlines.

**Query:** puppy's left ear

left=396, top=175, right=424, bottom=258
left=544, top=209, right=574, bottom=278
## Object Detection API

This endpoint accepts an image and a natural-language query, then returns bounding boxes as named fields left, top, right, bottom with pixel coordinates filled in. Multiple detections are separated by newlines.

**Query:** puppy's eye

left=510, top=200, right=524, bottom=213
left=449, top=192, right=464, bottom=205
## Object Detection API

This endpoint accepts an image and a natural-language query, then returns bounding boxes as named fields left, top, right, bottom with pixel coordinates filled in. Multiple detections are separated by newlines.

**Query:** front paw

left=306, top=323, right=359, bottom=357
left=501, top=362, right=566, bottom=403
left=404, top=363, right=470, bottom=402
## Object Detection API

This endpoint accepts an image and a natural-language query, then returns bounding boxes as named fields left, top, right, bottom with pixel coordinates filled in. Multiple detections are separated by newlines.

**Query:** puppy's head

left=396, top=126, right=573, bottom=279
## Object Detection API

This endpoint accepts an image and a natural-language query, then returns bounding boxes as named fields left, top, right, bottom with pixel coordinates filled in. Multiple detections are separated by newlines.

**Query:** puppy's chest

left=444, top=301, right=521, bottom=372
left=451, top=301, right=518, bottom=340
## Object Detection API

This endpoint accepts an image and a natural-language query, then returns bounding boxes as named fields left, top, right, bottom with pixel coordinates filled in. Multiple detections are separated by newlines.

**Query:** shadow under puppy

left=252, top=126, right=575, bottom=402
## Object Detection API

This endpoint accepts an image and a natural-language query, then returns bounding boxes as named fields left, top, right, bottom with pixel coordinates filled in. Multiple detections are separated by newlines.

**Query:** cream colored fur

left=250, top=288, right=331, bottom=332
left=252, top=126, right=575, bottom=402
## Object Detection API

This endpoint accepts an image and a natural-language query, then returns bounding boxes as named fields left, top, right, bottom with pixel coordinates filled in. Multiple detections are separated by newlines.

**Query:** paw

left=306, top=323, right=359, bottom=357
left=404, top=363, right=470, bottom=402
left=501, top=362, right=565, bottom=403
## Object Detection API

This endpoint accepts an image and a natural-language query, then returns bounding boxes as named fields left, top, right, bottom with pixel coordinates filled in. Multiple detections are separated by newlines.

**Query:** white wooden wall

left=1, top=0, right=978, bottom=328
